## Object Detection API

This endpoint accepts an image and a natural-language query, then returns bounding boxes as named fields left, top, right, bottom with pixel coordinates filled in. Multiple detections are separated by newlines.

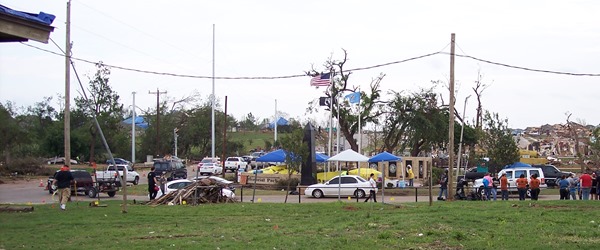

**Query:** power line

left=20, top=42, right=600, bottom=80
left=441, top=52, right=600, bottom=77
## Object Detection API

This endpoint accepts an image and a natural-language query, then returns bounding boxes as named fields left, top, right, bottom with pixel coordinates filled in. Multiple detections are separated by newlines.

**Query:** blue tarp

left=0, top=5, right=55, bottom=25
left=368, top=151, right=401, bottom=162
left=315, top=153, right=329, bottom=163
left=122, top=116, right=149, bottom=129
left=268, top=117, right=289, bottom=129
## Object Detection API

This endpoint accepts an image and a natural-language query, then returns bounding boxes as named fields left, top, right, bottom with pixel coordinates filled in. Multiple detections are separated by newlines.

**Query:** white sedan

left=160, top=179, right=235, bottom=198
left=198, top=162, right=223, bottom=176
left=304, top=175, right=374, bottom=199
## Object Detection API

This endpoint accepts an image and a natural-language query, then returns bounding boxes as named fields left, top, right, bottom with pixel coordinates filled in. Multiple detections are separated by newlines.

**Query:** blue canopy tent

left=504, top=162, right=532, bottom=169
left=257, top=149, right=329, bottom=163
left=369, top=151, right=403, bottom=189
left=122, top=116, right=149, bottom=129
left=267, top=117, right=289, bottom=129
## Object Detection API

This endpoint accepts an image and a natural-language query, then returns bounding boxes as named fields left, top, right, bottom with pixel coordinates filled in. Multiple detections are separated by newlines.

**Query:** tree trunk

left=89, top=125, right=97, bottom=163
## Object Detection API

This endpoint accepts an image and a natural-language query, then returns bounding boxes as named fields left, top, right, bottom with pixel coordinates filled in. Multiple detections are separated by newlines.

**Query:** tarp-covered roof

left=0, top=4, right=55, bottom=43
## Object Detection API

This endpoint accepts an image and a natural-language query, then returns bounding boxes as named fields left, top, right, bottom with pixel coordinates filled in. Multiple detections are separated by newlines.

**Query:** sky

left=2, top=0, right=600, bottom=129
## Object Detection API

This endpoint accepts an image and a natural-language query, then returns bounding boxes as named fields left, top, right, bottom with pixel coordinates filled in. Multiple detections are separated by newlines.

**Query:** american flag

left=310, top=73, right=331, bottom=87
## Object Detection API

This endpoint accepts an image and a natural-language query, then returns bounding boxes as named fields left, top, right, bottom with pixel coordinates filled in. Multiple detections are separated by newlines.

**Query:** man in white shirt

left=364, top=173, right=377, bottom=202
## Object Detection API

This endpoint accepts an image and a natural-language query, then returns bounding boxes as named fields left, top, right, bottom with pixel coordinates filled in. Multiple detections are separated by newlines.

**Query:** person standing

left=557, top=175, right=570, bottom=200
left=148, top=166, right=159, bottom=200
left=529, top=174, right=541, bottom=200
left=437, top=169, right=448, bottom=201
left=591, top=173, right=598, bottom=200
left=516, top=174, right=528, bottom=201
left=500, top=173, right=509, bottom=200
left=52, top=165, right=74, bottom=210
left=580, top=171, right=593, bottom=200
left=482, top=173, right=493, bottom=201
left=567, top=173, right=578, bottom=200
left=364, top=173, right=377, bottom=203
left=407, top=165, right=415, bottom=187
left=596, top=172, right=600, bottom=200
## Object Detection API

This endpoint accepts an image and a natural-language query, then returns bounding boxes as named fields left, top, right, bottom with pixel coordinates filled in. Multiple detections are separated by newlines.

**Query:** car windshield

left=227, top=158, right=239, bottom=162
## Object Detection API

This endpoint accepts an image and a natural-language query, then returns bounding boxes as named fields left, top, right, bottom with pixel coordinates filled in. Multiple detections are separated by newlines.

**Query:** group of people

left=557, top=171, right=600, bottom=200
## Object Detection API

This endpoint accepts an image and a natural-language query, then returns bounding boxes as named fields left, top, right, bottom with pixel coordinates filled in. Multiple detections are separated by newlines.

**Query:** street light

left=174, top=128, right=179, bottom=157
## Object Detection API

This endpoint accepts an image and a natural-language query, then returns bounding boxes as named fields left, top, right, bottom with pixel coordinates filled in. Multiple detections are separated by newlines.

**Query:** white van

left=472, top=167, right=547, bottom=197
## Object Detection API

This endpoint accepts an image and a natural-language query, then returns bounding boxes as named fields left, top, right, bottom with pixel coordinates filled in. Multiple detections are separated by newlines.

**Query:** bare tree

left=472, top=71, right=490, bottom=129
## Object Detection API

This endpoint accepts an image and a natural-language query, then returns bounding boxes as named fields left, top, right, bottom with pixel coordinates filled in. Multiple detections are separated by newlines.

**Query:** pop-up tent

left=327, top=149, right=369, bottom=162
left=267, top=117, right=289, bottom=129
left=257, top=149, right=329, bottom=163
left=122, top=116, right=149, bottom=129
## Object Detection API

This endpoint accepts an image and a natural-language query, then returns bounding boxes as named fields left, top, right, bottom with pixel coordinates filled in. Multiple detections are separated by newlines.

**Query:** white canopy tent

left=327, top=149, right=371, bottom=201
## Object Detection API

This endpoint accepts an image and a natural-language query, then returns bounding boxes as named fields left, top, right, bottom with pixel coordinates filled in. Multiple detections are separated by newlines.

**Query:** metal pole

left=174, top=128, right=178, bottom=157
left=274, top=99, right=277, bottom=143
left=148, top=89, right=166, bottom=156
left=456, top=95, right=471, bottom=179
left=64, top=0, right=71, bottom=167
left=132, top=92, right=136, bottom=164
left=211, top=24, right=216, bottom=158
left=327, top=87, right=333, bottom=173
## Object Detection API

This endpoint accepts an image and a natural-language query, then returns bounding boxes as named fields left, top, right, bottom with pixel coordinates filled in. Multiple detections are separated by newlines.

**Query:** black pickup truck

left=532, top=164, right=573, bottom=186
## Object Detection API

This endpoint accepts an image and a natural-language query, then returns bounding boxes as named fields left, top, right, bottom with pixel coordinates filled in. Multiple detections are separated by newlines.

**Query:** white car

left=304, top=175, right=375, bottom=199
left=160, top=179, right=235, bottom=198
left=198, top=162, right=223, bottom=176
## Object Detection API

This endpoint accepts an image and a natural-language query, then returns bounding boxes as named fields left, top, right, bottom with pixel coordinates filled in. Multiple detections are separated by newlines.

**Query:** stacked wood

left=147, top=178, right=236, bottom=206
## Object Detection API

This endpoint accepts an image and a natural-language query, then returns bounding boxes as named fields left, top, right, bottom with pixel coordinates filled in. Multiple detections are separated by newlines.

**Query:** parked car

left=160, top=179, right=235, bottom=198
left=47, top=170, right=94, bottom=195
left=472, top=167, right=547, bottom=197
left=532, top=164, right=573, bottom=186
left=198, top=162, right=223, bottom=176
left=197, top=157, right=220, bottom=168
left=106, top=158, right=131, bottom=166
left=153, top=158, right=187, bottom=181
left=241, top=155, right=252, bottom=165
left=46, top=157, right=78, bottom=165
left=304, top=175, right=374, bottom=199
left=224, top=157, right=248, bottom=172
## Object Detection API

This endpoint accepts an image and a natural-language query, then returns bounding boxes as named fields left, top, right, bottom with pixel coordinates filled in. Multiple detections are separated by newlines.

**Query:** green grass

left=2, top=200, right=600, bottom=249
left=229, top=131, right=274, bottom=152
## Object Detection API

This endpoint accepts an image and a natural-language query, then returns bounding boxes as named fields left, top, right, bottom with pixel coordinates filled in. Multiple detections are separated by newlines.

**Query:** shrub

left=0, top=157, right=45, bottom=176
left=276, top=177, right=299, bottom=190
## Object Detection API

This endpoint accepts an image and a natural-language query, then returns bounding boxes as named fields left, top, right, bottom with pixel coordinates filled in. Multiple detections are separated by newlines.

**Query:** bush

left=0, top=157, right=45, bottom=176
left=276, top=177, right=299, bottom=190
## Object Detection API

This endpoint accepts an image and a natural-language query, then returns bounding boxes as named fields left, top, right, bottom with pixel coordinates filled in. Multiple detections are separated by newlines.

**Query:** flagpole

left=358, top=88, right=362, bottom=155
left=327, top=85, right=333, bottom=174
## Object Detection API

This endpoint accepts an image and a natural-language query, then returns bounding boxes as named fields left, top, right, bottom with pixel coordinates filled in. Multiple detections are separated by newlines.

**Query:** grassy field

left=229, top=131, right=274, bottom=152
left=1, top=200, right=599, bottom=249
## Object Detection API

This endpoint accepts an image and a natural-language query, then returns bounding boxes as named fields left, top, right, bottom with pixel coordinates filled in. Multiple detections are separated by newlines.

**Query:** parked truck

left=95, top=164, right=140, bottom=185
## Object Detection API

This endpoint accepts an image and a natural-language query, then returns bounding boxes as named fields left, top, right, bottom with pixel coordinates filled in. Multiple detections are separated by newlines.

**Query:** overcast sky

left=2, top=0, right=600, bottom=129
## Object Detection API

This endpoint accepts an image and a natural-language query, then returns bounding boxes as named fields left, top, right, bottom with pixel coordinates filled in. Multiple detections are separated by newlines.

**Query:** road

left=0, top=177, right=562, bottom=205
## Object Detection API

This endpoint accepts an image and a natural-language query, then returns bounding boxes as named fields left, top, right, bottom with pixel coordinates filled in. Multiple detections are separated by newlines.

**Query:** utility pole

left=456, top=95, right=471, bottom=179
left=447, top=33, right=456, bottom=201
left=211, top=24, right=216, bottom=158
left=64, top=0, right=72, bottom=167
left=149, top=89, right=167, bottom=156
left=221, top=96, right=228, bottom=178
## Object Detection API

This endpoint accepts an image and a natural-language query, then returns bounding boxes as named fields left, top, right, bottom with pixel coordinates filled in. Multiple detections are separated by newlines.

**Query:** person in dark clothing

left=52, top=165, right=74, bottom=210
left=438, top=169, right=448, bottom=200
left=148, top=166, right=159, bottom=200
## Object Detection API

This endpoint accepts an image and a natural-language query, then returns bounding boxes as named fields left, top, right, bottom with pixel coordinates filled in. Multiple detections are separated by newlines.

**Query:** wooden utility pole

left=64, top=0, right=72, bottom=167
left=447, top=33, right=456, bottom=201
left=149, top=89, right=167, bottom=156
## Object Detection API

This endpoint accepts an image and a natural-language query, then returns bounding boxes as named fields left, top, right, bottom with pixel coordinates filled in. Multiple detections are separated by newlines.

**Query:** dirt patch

left=134, top=233, right=201, bottom=240
left=420, top=240, right=464, bottom=250
left=342, top=205, right=359, bottom=211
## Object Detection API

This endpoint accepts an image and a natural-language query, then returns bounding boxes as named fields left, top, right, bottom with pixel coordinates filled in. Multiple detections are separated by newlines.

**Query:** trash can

left=240, top=174, right=248, bottom=185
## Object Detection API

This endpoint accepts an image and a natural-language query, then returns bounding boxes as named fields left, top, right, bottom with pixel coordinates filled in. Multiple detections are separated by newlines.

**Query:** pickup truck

left=95, top=164, right=140, bottom=185
left=224, top=157, right=248, bottom=172
left=532, top=164, right=573, bottom=186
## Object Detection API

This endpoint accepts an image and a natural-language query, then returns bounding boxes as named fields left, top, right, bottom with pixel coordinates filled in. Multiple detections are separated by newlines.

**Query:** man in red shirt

left=500, top=173, right=509, bottom=200
left=579, top=171, right=593, bottom=200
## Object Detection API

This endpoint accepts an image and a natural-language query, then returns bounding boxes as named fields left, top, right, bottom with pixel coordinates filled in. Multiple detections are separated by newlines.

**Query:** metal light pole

left=131, top=92, right=136, bottom=164
left=456, top=95, right=471, bottom=178
left=174, top=128, right=179, bottom=157
left=211, top=24, right=216, bottom=158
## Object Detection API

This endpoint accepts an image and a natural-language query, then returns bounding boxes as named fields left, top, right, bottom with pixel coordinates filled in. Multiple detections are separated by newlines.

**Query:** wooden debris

left=147, top=179, right=236, bottom=206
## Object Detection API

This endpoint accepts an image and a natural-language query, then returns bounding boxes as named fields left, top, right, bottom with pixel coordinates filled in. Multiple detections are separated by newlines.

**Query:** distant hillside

left=229, top=131, right=275, bottom=153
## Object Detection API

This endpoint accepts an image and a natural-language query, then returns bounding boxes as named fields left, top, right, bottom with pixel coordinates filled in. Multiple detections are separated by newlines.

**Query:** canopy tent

left=504, top=162, right=532, bottom=169
left=122, top=116, right=149, bottom=129
left=327, top=149, right=369, bottom=162
left=257, top=149, right=329, bottom=163
left=267, top=117, right=289, bottom=129
left=368, top=151, right=401, bottom=163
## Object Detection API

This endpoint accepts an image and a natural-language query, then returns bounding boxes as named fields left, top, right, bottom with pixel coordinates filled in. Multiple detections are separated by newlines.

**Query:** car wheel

left=355, top=189, right=366, bottom=198
left=88, top=187, right=97, bottom=198
left=107, top=191, right=116, bottom=197
left=312, top=189, right=324, bottom=198
left=133, top=176, right=139, bottom=185
left=478, top=186, right=486, bottom=200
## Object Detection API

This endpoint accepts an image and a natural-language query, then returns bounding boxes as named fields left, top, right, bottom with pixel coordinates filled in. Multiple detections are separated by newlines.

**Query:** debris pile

left=148, top=178, right=236, bottom=205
